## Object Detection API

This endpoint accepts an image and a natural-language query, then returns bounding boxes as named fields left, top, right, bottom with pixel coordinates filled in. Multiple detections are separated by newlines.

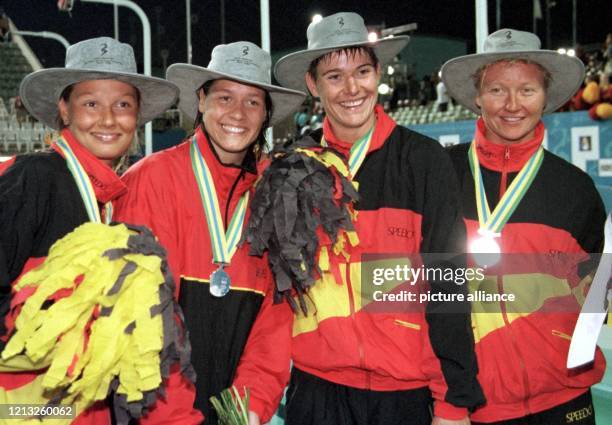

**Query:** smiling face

left=306, top=48, right=381, bottom=143
left=475, top=60, right=547, bottom=145
left=58, top=79, right=139, bottom=165
left=199, top=79, right=267, bottom=165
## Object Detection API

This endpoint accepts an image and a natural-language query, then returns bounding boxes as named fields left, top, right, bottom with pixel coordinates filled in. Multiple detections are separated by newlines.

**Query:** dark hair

left=55, top=84, right=75, bottom=129
left=307, top=46, right=379, bottom=81
left=55, top=80, right=142, bottom=129
left=192, top=78, right=273, bottom=160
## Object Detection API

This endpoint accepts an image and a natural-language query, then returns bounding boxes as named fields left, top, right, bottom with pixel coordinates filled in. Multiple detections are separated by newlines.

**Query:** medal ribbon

left=55, top=137, right=112, bottom=224
left=468, top=140, right=544, bottom=234
left=189, top=136, right=249, bottom=265
left=321, top=125, right=374, bottom=179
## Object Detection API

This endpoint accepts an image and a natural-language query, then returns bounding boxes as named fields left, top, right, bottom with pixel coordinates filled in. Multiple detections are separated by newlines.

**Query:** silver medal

left=210, top=264, right=231, bottom=297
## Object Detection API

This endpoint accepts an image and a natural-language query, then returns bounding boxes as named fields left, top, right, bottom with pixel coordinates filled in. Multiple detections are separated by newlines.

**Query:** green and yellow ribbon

left=469, top=141, right=544, bottom=234
left=189, top=136, right=249, bottom=265
left=55, top=137, right=112, bottom=224
left=321, top=125, right=374, bottom=179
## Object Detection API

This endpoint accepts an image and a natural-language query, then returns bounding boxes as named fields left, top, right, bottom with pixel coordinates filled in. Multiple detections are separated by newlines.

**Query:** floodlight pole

left=81, top=0, right=153, bottom=156
left=260, top=0, right=272, bottom=145
left=186, top=0, right=192, bottom=63
left=260, top=0, right=270, bottom=52
left=114, top=3, right=119, bottom=40
left=475, top=0, right=489, bottom=53
left=572, top=0, right=577, bottom=47
left=496, top=0, right=501, bottom=29
left=12, top=30, right=70, bottom=50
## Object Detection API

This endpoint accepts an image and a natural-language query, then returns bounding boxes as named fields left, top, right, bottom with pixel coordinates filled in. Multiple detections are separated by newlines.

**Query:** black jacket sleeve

left=412, top=136, right=485, bottom=411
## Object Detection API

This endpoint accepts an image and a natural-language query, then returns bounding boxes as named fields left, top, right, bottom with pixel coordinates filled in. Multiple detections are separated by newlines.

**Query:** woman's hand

left=248, top=410, right=260, bottom=425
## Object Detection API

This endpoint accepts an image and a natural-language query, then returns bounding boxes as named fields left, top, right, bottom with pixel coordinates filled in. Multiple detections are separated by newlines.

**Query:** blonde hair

left=472, top=58, right=553, bottom=93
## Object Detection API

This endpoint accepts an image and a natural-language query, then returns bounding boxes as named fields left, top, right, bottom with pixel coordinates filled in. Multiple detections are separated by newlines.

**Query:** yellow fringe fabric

left=1, top=222, right=165, bottom=409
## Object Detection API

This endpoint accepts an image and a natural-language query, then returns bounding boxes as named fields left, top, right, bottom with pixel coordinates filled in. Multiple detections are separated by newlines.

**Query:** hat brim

left=19, top=69, right=179, bottom=129
left=441, top=50, right=585, bottom=114
left=166, top=63, right=306, bottom=126
left=274, top=36, right=410, bottom=92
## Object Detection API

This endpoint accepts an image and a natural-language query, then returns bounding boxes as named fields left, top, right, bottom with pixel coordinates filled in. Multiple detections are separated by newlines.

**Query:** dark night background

left=0, top=0, right=609, bottom=75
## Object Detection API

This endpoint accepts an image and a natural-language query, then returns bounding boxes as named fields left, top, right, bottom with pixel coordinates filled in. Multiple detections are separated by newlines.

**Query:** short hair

left=472, top=58, right=553, bottom=93
left=307, top=46, right=379, bottom=80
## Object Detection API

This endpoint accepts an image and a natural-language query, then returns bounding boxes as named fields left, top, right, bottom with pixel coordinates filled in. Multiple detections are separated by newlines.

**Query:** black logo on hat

left=506, top=31, right=512, bottom=40
left=242, top=46, right=249, bottom=56
left=100, top=43, right=109, bottom=56
left=338, top=17, right=344, bottom=28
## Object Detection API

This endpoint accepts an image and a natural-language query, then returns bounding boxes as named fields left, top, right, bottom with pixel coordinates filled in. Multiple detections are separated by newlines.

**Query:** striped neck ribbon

left=321, top=124, right=375, bottom=179
left=468, top=140, right=544, bottom=235
left=55, top=137, right=112, bottom=224
left=189, top=136, right=249, bottom=265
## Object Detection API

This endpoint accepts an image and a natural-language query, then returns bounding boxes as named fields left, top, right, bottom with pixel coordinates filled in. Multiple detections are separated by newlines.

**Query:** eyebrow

left=73, top=91, right=138, bottom=98
left=210, top=87, right=265, bottom=98
left=321, top=63, right=375, bottom=77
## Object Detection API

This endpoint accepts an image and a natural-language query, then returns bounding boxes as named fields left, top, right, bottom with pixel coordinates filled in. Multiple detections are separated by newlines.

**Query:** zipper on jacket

left=345, top=263, right=369, bottom=389
left=495, top=154, right=532, bottom=413
left=499, top=146, right=510, bottom=198
left=497, top=273, right=532, bottom=415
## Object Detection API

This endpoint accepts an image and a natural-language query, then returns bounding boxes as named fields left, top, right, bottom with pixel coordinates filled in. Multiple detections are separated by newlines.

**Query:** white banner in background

left=439, top=134, right=460, bottom=147
left=571, top=126, right=600, bottom=171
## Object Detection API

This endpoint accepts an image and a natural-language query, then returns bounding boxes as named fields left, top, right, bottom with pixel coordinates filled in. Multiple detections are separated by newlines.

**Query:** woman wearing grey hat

left=0, top=37, right=178, bottom=424
left=114, top=41, right=305, bottom=425
left=274, top=11, right=483, bottom=425
left=442, top=29, right=605, bottom=424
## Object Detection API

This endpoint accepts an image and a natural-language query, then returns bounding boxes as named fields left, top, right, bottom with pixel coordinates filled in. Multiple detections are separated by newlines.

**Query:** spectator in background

left=570, top=71, right=612, bottom=120
left=12, top=96, right=28, bottom=124
left=571, top=73, right=600, bottom=111
left=589, top=71, right=612, bottom=120
left=435, top=75, right=450, bottom=112
left=418, top=74, right=434, bottom=105
left=407, top=72, right=420, bottom=104
left=309, top=100, right=324, bottom=131
left=294, top=104, right=310, bottom=134
left=602, top=33, right=612, bottom=80
left=0, top=9, right=9, bottom=41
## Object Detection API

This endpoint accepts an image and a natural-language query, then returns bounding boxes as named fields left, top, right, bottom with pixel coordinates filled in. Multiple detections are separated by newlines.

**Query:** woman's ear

left=58, top=98, right=70, bottom=126
left=197, top=87, right=207, bottom=114
left=305, top=73, right=319, bottom=98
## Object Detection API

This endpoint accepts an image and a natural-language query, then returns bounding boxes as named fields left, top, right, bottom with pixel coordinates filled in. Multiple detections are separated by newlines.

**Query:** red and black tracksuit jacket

left=114, top=127, right=293, bottom=425
left=0, top=129, right=126, bottom=424
left=288, top=106, right=485, bottom=420
left=447, top=119, right=606, bottom=422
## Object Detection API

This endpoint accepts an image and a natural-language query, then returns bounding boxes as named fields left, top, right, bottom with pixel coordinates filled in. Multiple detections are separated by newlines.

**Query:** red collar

left=194, top=127, right=257, bottom=198
left=322, top=104, right=396, bottom=158
left=52, top=129, right=126, bottom=203
left=474, top=118, right=545, bottom=172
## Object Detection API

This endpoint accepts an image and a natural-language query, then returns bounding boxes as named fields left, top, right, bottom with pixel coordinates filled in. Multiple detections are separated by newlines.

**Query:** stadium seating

left=0, top=42, right=31, bottom=100
left=389, top=100, right=479, bottom=126
left=0, top=41, right=51, bottom=156
left=0, top=97, right=51, bottom=155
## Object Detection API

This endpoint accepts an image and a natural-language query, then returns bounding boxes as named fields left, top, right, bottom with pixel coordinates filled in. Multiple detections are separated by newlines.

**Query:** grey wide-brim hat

left=20, top=37, right=179, bottom=129
left=274, top=12, right=410, bottom=92
left=441, top=28, right=585, bottom=114
left=166, top=42, right=306, bottom=126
